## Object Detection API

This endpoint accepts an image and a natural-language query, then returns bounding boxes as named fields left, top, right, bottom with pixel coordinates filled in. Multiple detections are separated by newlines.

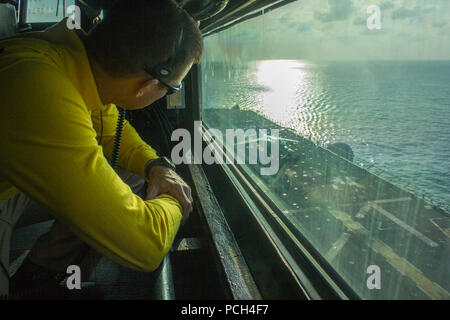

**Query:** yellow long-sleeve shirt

left=0, top=21, right=183, bottom=271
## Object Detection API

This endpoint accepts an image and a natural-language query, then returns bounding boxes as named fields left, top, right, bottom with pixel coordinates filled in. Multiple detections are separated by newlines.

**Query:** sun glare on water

left=253, top=60, right=315, bottom=136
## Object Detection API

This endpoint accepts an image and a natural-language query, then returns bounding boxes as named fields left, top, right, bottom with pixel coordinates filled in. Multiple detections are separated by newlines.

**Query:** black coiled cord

left=110, top=103, right=173, bottom=170
left=111, top=107, right=126, bottom=170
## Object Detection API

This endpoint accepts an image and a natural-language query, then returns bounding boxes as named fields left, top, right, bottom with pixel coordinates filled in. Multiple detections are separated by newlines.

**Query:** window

left=200, top=0, right=449, bottom=299
left=25, top=0, right=75, bottom=23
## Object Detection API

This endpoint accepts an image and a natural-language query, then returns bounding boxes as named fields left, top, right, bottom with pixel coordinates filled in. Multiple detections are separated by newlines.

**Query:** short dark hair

left=86, top=0, right=203, bottom=79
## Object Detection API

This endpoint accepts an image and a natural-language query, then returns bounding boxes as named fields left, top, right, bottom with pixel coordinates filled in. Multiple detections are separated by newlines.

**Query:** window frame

left=200, top=0, right=298, bottom=36
left=198, top=119, right=358, bottom=299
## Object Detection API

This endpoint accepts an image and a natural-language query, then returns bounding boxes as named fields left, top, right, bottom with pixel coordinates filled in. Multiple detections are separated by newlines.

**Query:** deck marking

left=372, top=204, right=439, bottom=248
left=325, top=233, right=351, bottom=262
left=371, top=240, right=450, bottom=300
left=328, top=208, right=449, bottom=299
left=355, top=197, right=412, bottom=219
left=355, top=204, right=372, bottom=219
left=430, top=218, right=450, bottom=238
left=371, top=197, right=412, bottom=204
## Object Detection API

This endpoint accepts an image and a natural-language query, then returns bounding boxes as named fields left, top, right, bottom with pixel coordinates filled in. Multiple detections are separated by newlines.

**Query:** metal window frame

left=200, top=0, right=298, bottom=36
left=199, top=121, right=359, bottom=299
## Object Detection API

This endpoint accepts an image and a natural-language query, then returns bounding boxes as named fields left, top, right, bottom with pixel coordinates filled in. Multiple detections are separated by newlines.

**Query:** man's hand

left=144, top=166, right=193, bottom=224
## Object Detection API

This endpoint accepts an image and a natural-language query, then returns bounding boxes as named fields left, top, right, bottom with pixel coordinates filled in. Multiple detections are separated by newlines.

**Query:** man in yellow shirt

left=0, top=0, right=202, bottom=298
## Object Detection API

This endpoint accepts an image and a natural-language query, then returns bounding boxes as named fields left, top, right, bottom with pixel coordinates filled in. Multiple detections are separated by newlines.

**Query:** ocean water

left=201, top=60, right=450, bottom=212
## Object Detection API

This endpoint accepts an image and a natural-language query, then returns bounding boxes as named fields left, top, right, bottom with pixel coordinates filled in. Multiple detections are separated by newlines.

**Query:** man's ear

left=136, top=78, right=159, bottom=98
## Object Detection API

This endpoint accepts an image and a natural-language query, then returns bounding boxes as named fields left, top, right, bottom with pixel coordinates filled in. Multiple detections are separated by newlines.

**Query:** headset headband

left=150, top=23, right=184, bottom=79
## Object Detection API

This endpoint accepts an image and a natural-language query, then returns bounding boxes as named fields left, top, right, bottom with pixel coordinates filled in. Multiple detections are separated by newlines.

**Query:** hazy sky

left=205, top=0, right=450, bottom=61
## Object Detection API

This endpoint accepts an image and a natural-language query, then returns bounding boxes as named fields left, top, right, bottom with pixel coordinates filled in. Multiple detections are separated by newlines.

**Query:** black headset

left=90, top=0, right=185, bottom=81
left=146, top=25, right=184, bottom=81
